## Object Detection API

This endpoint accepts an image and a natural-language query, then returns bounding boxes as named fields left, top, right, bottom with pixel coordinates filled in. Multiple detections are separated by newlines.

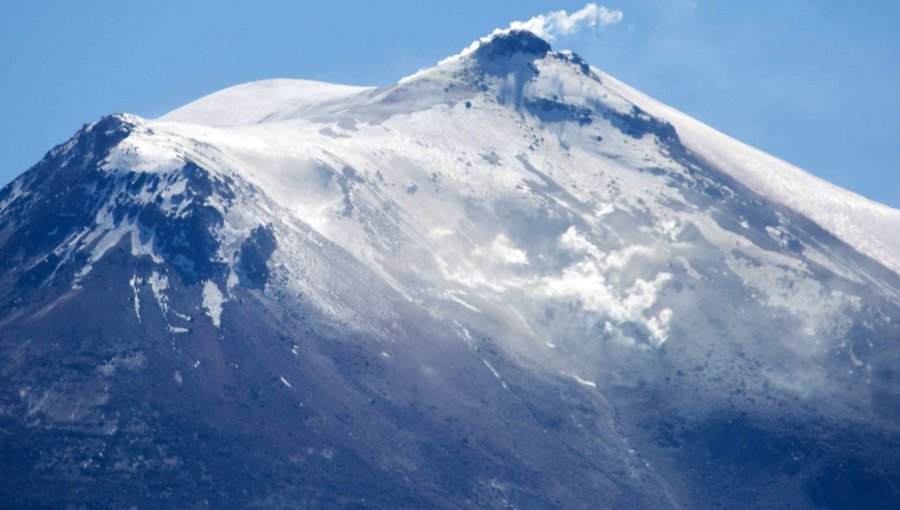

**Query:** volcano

left=2, top=30, right=899, bottom=509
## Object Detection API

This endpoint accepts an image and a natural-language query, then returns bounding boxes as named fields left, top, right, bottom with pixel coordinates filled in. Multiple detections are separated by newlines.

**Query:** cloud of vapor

left=402, top=3, right=624, bottom=83
left=508, top=3, right=624, bottom=41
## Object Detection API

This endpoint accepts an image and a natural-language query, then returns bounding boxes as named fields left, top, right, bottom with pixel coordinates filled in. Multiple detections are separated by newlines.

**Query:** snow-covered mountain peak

left=3, top=26, right=899, bottom=412
left=4, top=25, right=900, bottom=508
left=401, top=29, right=592, bottom=92
left=469, top=29, right=552, bottom=60
left=403, top=28, right=552, bottom=78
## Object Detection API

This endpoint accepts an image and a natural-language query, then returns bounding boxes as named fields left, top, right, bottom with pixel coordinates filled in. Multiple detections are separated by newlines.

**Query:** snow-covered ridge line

left=159, top=79, right=375, bottom=128
left=595, top=69, right=900, bottom=276
left=148, top=29, right=900, bottom=278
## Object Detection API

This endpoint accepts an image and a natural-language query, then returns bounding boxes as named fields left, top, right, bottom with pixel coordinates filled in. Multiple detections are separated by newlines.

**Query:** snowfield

left=2, top=28, right=900, bottom=509
left=46, top=28, right=894, bottom=383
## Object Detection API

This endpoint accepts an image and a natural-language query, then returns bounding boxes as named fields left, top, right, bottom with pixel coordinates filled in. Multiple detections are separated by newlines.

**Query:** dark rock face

left=237, top=225, right=276, bottom=289
left=462, top=33, right=681, bottom=146
left=132, top=163, right=231, bottom=285
left=553, top=50, right=593, bottom=76
left=473, top=30, right=551, bottom=61
left=806, top=457, right=900, bottom=510
left=605, top=105, right=680, bottom=143
left=462, top=34, right=546, bottom=105
left=524, top=97, right=594, bottom=125
left=0, top=115, right=132, bottom=278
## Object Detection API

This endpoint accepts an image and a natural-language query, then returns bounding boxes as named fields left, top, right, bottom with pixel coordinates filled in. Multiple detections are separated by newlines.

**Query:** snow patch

left=202, top=280, right=225, bottom=328
left=570, top=373, right=597, bottom=388
left=148, top=271, right=170, bottom=315
left=130, top=275, right=142, bottom=323
left=130, top=228, right=164, bottom=263
left=102, top=130, right=185, bottom=174
left=97, top=352, right=146, bottom=376
left=447, top=292, right=482, bottom=313
left=482, top=359, right=510, bottom=391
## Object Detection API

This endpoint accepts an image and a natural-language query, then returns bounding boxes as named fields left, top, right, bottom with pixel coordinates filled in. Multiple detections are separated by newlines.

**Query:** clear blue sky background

left=2, top=1, right=898, bottom=207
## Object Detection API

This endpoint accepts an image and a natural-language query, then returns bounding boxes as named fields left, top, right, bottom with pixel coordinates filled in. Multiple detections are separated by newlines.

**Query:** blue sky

left=2, top=1, right=897, bottom=207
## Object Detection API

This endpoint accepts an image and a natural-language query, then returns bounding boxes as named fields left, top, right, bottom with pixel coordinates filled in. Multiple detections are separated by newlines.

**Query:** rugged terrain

left=2, top=30, right=900, bottom=509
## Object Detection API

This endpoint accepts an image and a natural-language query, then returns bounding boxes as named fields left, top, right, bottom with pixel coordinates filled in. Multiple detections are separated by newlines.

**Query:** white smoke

left=508, top=3, right=624, bottom=41
left=400, top=4, right=624, bottom=84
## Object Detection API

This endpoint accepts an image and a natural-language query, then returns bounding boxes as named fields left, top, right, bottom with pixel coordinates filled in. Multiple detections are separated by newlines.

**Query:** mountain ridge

left=1, top=28, right=900, bottom=509
left=154, top=29, right=900, bottom=277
